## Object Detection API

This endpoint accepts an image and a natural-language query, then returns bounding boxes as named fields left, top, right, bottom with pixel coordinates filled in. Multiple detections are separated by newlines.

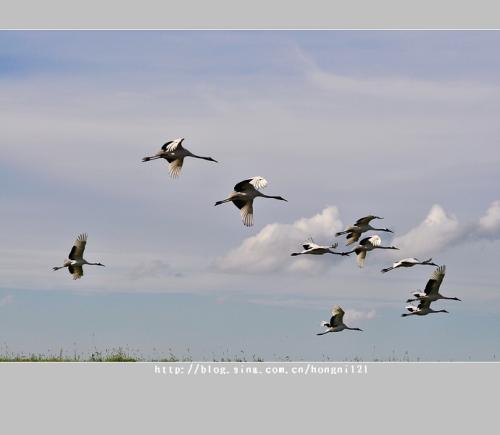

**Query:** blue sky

left=1, top=31, right=500, bottom=360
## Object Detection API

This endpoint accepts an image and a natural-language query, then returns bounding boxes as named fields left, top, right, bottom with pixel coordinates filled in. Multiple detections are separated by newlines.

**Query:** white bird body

left=291, top=239, right=349, bottom=256
left=406, top=265, right=461, bottom=303
left=142, top=137, right=217, bottom=178
left=52, top=233, right=105, bottom=280
left=336, top=215, right=393, bottom=246
left=317, top=305, right=363, bottom=335
left=348, top=235, right=399, bottom=268
left=381, top=257, right=438, bottom=273
left=401, top=299, right=449, bottom=317
left=214, top=176, right=287, bottom=227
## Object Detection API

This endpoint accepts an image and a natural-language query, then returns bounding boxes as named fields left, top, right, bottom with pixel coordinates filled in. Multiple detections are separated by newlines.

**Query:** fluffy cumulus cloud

left=392, top=205, right=466, bottom=257
left=215, top=200, right=500, bottom=276
left=393, top=200, right=500, bottom=258
left=214, top=206, right=346, bottom=274
left=478, top=201, right=500, bottom=235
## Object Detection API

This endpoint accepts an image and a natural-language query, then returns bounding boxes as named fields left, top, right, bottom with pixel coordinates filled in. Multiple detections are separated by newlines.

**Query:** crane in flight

left=406, top=265, right=461, bottom=303
left=401, top=299, right=449, bottom=317
left=336, top=215, right=393, bottom=246
left=142, top=137, right=217, bottom=178
left=214, top=176, right=287, bottom=227
left=347, top=235, right=399, bottom=268
left=52, top=233, right=105, bottom=280
left=291, top=238, right=351, bottom=256
left=317, top=305, right=363, bottom=335
left=381, top=257, right=438, bottom=273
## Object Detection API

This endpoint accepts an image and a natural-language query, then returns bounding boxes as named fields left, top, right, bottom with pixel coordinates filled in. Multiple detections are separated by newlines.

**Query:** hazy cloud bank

left=393, top=200, right=500, bottom=257
left=214, top=206, right=345, bottom=275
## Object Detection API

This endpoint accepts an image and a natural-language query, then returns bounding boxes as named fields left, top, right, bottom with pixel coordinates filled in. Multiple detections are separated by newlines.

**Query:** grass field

left=0, top=348, right=426, bottom=362
left=0, top=348, right=266, bottom=362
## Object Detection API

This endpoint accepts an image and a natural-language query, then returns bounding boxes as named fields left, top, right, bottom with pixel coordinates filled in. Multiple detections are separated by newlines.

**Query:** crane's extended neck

left=259, top=193, right=287, bottom=201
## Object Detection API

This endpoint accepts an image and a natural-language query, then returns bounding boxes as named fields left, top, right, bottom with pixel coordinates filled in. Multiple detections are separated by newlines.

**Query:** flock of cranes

left=296, top=214, right=462, bottom=335
left=52, top=137, right=462, bottom=337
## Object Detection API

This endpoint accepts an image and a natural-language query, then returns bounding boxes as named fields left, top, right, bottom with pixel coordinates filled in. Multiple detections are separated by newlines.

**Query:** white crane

left=214, top=176, right=287, bottom=227
left=52, top=233, right=105, bottom=280
left=291, top=238, right=350, bottom=256
left=142, top=137, right=217, bottom=178
left=347, top=235, right=399, bottom=268
left=406, top=265, right=461, bottom=303
left=381, top=257, right=438, bottom=273
left=335, top=215, right=393, bottom=246
left=401, top=299, right=449, bottom=317
left=317, top=305, right=363, bottom=335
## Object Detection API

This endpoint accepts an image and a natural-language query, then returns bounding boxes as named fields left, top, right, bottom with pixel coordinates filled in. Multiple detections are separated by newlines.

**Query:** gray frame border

left=1, top=1, right=499, bottom=431
left=1, top=0, right=500, bottom=29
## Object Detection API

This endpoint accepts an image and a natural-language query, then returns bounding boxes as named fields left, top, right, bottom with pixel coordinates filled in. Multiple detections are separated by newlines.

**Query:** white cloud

left=214, top=206, right=345, bottom=274
left=393, top=201, right=500, bottom=258
left=344, top=309, right=376, bottom=322
left=479, top=200, right=500, bottom=235
left=392, top=205, right=465, bottom=257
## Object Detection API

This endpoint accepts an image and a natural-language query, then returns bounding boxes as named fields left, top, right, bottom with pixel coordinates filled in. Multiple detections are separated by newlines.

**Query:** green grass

left=0, top=348, right=421, bottom=362
left=0, top=347, right=139, bottom=362
left=0, top=347, right=476, bottom=362
left=0, top=347, right=266, bottom=362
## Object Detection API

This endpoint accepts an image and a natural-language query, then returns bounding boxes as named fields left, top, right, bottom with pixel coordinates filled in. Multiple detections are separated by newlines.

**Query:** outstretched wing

left=358, top=236, right=371, bottom=246
left=330, top=305, right=345, bottom=326
left=423, top=265, right=446, bottom=296
left=234, top=176, right=268, bottom=192
left=355, top=249, right=367, bottom=267
left=168, top=158, right=184, bottom=178
left=301, top=237, right=315, bottom=250
left=417, top=299, right=432, bottom=310
left=360, top=235, right=381, bottom=249
left=302, top=240, right=321, bottom=250
left=163, top=137, right=184, bottom=152
left=68, top=233, right=87, bottom=260
left=231, top=198, right=254, bottom=227
left=160, top=140, right=174, bottom=151
left=68, top=264, right=84, bottom=280
left=355, top=215, right=381, bottom=226
left=346, top=231, right=361, bottom=246
left=239, top=201, right=254, bottom=227
left=401, top=258, right=419, bottom=265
